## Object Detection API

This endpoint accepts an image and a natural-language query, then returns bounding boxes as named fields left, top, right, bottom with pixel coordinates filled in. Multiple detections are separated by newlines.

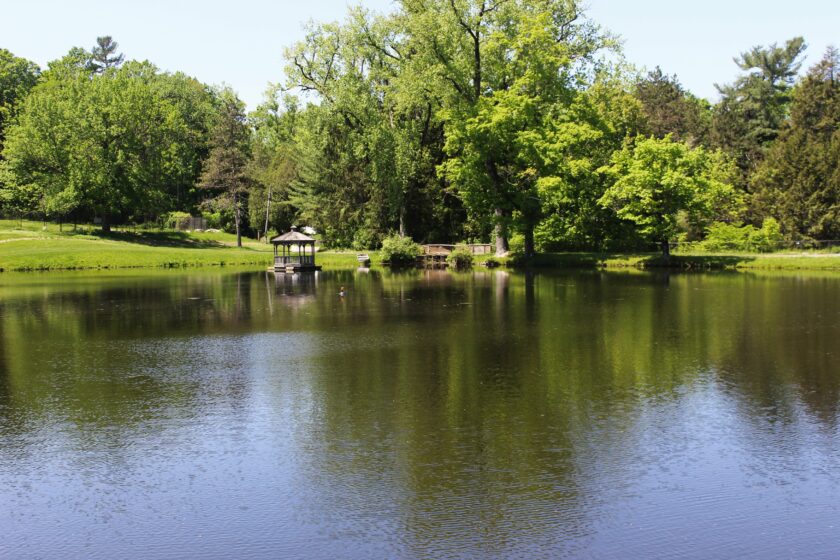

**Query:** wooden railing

left=275, top=255, right=316, bottom=266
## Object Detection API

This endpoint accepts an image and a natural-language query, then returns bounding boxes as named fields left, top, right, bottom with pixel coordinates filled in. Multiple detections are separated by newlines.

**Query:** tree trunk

left=524, top=223, right=535, bottom=258
left=485, top=156, right=509, bottom=256
left=264, top=187, right=272, bottom=243
left=661, top=239, right=671, bottom=261
left=494, top=208, right=509, bottom=256
left=399, top=208, right=406, bottom=237
left=101, top=213, right=111, bottom=233
left=234, top=193, right=242, bottom=248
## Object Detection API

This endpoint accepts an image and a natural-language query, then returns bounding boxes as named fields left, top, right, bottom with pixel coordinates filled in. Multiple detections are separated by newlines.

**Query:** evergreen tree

left=199, top=90, right=251, bottom=247
left=635, top=67, right=709, bottom=145
left=711, top=37, right=806, bottom=194
left=90, top=36, right=124, bottom=73
left=752, top=47, right=840, bottom=239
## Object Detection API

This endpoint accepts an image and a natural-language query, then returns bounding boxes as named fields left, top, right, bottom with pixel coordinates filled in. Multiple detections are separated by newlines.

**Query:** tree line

left=1, top=1, right=839, bottom=257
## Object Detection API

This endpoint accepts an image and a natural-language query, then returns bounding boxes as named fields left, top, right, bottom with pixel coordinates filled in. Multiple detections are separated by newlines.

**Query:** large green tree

left=599, top=136, right=737, bottom=259
left=284, top=6, right=453, bottom=248
left=533, top=72, right=647, bottom=252
left=2, top=56, right=214, bottom=227
left=199, top=90, right=251, bottom=247
left=0, top=49, right=40, bottom=153
left=752, top=48, right=840, bottom=239
left=711, top=37, right=806, bottom=195
left=418, top=0, right=611, bottom=255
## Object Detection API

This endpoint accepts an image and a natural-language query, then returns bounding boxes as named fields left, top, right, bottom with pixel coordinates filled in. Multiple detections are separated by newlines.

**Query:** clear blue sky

left=3, top=0, right=837, bottom=109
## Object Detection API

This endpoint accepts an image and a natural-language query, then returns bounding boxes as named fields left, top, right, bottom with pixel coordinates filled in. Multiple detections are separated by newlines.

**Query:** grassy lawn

left=3, top=220, right=840, bottom=272
left=0, top=220, right=362, bottom=271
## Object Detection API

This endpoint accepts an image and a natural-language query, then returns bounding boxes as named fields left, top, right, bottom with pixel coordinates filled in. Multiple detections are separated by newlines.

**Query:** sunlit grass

left=3, top=219, right=840, bottom=272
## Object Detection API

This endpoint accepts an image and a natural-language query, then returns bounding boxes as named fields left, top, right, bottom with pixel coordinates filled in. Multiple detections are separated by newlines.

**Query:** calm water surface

left=1, top=268, right=840, bottom=559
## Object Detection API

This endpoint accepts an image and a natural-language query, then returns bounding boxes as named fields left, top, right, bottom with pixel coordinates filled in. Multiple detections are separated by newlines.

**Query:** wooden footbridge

left=418, top=244, right=493, bottom=267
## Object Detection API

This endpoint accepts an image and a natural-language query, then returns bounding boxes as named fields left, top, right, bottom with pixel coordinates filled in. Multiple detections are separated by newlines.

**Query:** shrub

left=380, top=234, right=420, bottom=266
left=508, top=233, right=525, bottom=254
left=163, top=211, right=192, bottom=230
left=749, top=218, right=783, bottom=252
left=202, top=211, right=222, bottom=229
left=484, top=256, right=501, bottom=268
left=447, top=247, right=474, bottom=270
left=700, top=219, right=783, bottom=253
left=352, top=228, right=379, bottom=251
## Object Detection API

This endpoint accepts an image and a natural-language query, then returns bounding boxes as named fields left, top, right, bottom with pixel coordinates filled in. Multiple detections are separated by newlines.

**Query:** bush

left=163, top=211, right=192, bottom=230
left=508, top=233, right=525, bottom=254
left=749, top=218, right=783, bottom=252
left=380, top=234, right=420, bottom=266
left=699, top=219, right=783, bottom=253
left=447, top=247, right=474, bottom=270
left=352, top=228, right=379, bottom=251
left=202, top=212, right=222, bottom=229
left=484, top=256, right=501, bottom=268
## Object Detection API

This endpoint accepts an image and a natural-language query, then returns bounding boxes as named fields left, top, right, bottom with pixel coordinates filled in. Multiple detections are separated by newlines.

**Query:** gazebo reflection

left=267, top=271, right=319, bottom=312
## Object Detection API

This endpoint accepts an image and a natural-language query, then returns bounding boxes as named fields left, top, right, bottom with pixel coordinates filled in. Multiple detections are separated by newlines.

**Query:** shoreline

left=3, top=223, right=840, bottom=273
left=4, top=247, right=840, bottom=273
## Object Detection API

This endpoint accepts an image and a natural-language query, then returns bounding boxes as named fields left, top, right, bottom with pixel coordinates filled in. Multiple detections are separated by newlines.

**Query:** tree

left=415, top=0, right=611, bottom=255
left=599, top=136, right=736, bottom=259
left=2, top=59, right=213, bottom=228
left=635, top=67, right=709, bottom=145
left=0, top=49, right=40, bottom=152
left=284, top=7, right=452, bottom=248
left=199, top=90, right=251, bottom=247
left=752, top=47, right=840, bottom=239
left=533, top=72, right=648, bottom=252
left=711, top=37, right=806, bottom=193
left=90, top=36, right=124, bottom=73
left=248, top=90, right=301, bottom=241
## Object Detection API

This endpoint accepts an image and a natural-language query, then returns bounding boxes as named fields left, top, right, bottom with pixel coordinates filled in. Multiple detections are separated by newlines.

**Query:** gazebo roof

left=271, top=227, right=315, bottom=244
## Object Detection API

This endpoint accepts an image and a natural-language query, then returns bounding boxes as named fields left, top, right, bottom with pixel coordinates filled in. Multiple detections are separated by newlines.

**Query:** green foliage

left=599, top=136, right=737, bottom=255
left=533, top=76, right=647, bottom=252
left=508, top=233, right=525, bottom=254
left=699, top=218, right=783, bottom=252
left=2, top=57, right=216, bottom=227
left=379, top=234, right=419, bottom=266
left=163, top=211, right=193, bottom=230
left=635, top=67, right=710, bottom=144
left=0, top=49, right=40, bottom=151
left=751, top=48, right=840, bottom=239
left=447, top=247, right=474, bottom=269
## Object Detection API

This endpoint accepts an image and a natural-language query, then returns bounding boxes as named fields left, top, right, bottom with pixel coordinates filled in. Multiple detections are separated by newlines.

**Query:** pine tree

left=90, top=36, right=124, bottom=73
left=711, top=37, right=807, bottom=193
left=199, top=91, right=251, bottom=247
left=635, top=67, right=709, bottom=145
left=752, top=47, right=840, bottom=239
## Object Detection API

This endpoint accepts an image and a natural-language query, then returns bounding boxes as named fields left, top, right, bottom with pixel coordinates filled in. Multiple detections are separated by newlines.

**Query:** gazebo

left=271, top=226, right=321, bottom=272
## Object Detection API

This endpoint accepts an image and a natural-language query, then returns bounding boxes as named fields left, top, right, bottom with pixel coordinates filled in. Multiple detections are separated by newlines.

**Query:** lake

left=1, top=268, right=839, bottom=559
